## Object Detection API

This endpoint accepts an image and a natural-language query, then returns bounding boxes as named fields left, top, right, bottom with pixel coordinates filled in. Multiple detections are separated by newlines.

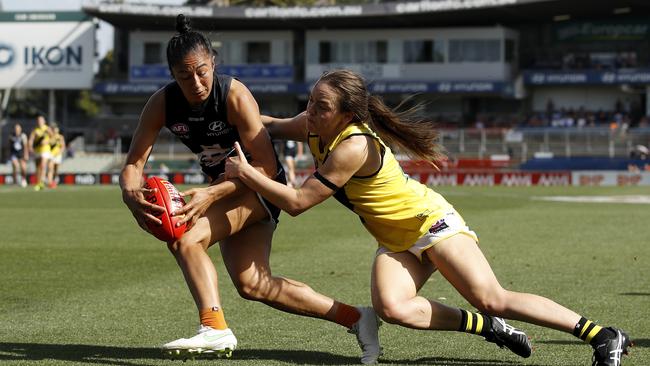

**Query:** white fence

left=439, top=127, right=650, bottom=160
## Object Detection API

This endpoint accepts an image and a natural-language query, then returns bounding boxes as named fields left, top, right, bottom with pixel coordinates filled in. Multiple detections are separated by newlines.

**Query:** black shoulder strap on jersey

left=214, top=74, right=232, bottom=117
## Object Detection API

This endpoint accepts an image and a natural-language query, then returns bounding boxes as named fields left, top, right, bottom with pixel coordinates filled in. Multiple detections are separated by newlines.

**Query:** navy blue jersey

left=163, top=74, right=286, bottom=222
left=10, top=132, right=26, bottom=156
left=164, top=74, right=244, bottom=179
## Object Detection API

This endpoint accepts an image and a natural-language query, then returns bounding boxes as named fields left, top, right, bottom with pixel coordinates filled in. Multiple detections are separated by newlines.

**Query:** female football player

left=119, top=15, right=380, bottom=363
left=28, top=115, right=51, bottom=191
left=47, top=124, right=66, bottom=188
left=282, top=140, right=302, bottom=187
left=9, top=123, right=29, bottom=187
left=225, top=69, right=632, bottom=366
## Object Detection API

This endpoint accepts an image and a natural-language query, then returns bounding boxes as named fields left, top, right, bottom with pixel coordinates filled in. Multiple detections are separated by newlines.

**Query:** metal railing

left=64, top=126, right=650, bottom=165
left=439, top=127, right=650, bottom=161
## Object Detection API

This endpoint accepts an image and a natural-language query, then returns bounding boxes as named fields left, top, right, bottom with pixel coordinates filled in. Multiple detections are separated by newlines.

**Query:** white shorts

left=34, top=151, right=51, bottom=160
left=376, top=209, right=479, bottom=262
left=51, top=154, right=63, bottom=165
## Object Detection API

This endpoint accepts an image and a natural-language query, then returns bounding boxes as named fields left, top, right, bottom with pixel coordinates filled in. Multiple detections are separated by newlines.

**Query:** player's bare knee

left=374, top=300, right=407, bottom=324
left=471, top=291, right=508, bottom=315
left=166, top=235, right=208, bottom=257
left=233, top=275, right=271, bottom=301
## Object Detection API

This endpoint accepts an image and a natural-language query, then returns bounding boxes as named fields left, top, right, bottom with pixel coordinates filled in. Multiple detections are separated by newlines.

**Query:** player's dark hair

left=166, top=14, right=212, bottom=73
left=317, top=69, right=444, bottom=165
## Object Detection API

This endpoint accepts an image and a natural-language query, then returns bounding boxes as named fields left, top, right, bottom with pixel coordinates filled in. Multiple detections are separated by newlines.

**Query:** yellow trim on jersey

left=32, top=125, right=51, bottom=154
left=308, top=122, right=452, bottom=252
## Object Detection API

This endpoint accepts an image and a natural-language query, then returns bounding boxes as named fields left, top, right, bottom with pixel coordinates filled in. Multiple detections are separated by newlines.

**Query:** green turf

left=0, top=185, right=648, bottom=365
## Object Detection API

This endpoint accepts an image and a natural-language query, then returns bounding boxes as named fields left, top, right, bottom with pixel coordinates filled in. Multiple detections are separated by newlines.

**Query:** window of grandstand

left=143, top=42, right=162, bottom=65
left=246, top=41, right=271, bottom=64
left=505, top=39, right=516, bottom=63
left=449, top=39, right=500, bottom=63
left=318, top=40, right=387, bottom=64
left=319, top=41, right=332, bottom=63
left=403, top=40, right=444, bottom=63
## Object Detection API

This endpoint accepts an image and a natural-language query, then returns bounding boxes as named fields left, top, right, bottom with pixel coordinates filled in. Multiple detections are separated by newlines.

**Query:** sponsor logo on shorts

left=429, top=219, right=449, bottom=234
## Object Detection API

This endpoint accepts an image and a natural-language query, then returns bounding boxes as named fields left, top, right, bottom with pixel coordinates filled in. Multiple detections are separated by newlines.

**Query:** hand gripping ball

left=143, top=176, right=186, bottom=242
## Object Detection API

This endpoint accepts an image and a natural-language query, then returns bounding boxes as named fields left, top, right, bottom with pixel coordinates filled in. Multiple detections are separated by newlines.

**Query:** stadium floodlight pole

left=48, top=89, right=56, bottom=125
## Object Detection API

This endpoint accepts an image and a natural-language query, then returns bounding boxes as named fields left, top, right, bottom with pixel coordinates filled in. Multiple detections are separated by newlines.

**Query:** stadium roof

left=83, top=0, right=650, bottom=31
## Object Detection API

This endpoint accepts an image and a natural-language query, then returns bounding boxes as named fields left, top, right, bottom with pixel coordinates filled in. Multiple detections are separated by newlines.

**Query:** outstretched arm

left=262, top=112, right=308, bottom=142
left=225, top=134, right=369, bottom=216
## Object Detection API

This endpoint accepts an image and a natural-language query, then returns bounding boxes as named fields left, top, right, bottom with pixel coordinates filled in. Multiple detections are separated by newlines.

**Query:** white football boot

left=162, top=325, right=237, bottom=359
left=348, top=306, right=383, bottom=364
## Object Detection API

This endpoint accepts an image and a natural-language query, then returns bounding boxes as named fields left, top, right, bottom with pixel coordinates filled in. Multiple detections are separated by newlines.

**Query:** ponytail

left=367, top=95, right=444, bottom=166
left=318, top=69, right=445, bottom=166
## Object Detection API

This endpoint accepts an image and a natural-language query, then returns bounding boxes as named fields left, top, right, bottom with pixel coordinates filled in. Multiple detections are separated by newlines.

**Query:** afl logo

left=209, top=121, right=227, bottom=132
left=0, top=44, right=15, bottom=68
left=171, top=123, right=190, bottom=133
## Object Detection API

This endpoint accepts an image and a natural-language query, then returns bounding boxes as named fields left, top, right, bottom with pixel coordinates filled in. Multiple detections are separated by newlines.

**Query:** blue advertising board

left=130, top=64, right=293, bottom=81
left=97, top=79, right=510, bottom=96
left=368, top=80, right=511, bottom=95
left=523, top=69, right=650, bottom=85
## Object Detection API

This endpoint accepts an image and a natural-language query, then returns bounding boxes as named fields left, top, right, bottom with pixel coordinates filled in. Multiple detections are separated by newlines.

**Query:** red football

left=143, top=176, right=187, bottom=242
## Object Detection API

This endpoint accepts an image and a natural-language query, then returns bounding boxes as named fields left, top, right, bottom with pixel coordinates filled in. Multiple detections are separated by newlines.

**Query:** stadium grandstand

left=1, top=0, right=650, bottom=186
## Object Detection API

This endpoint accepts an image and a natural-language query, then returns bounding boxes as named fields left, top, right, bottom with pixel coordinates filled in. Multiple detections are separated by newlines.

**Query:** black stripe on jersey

left=313, top=171, right=340, bottom=191
left=333, top=187, right=355, bottom=211
left=354, top=138, right=385, bottom=179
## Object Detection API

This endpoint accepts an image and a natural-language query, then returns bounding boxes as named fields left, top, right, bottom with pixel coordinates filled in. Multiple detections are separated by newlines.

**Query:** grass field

left=0, top=185, right=648, bottom=366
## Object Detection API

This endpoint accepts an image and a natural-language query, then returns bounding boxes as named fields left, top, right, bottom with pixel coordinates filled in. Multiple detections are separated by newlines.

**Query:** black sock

left=458, top=309, right=490, bottom=336
left=573, top=316, right=615, bottom=346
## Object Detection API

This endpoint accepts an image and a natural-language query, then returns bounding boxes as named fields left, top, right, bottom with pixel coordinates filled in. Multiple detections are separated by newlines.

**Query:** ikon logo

left=0, top=44, right=14, bottom=67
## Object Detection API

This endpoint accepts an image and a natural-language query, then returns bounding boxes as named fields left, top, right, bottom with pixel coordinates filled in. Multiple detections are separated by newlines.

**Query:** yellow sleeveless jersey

left=50, top=134, right=63, bottom=157
left=32, top=125, right=51, bottom=154
left=308, top=122, right=452, bottom=252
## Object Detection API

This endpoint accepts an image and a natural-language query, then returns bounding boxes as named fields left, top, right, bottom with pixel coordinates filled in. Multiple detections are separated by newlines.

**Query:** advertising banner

left=3, top=171, right=650, bottom=186
left=572, top=171, right=650, bottom=186
left=0, top=12, right=95, bottom=89
left=523, top=69, right=650, bottom=85
left=555, top=21, right=649, bottom=42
